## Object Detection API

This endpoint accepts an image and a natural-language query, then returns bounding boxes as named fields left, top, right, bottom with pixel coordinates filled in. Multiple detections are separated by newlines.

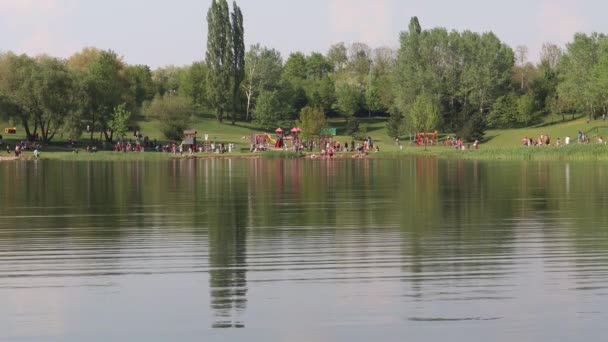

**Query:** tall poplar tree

left=231, top=1, right=245, bottom=124
left=206, top=0, right=234, bottom=122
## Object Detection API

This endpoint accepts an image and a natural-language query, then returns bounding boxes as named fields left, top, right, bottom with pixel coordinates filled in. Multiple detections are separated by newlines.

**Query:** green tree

left=109, top=103, right=132, bottom=141
left=206, top=0, right=234, bottom=122
left=308, top=75, right=335, bottom=113
left=33, top=56, right=78, bottom=143
left=365, top=82, right=382, bottom=117
left=0, top=53, right=39, bottom=140
left=347, top=42, right=372, bottom=85
left=306, top=52, right=332, bottom=80
left=334, top=81, right=363, bottom=117
left=297, top=106, right=326, bottom=140
left=589, top=39, right=608, bottom=118
left=253, top=90, right=282, bottom=129
left=516, top=92, right=535, bottom=125
left=125, top=65, right=155, bottom=109
left=557, top=33, right=605, bottom=119
left=280, top=53, right=309, bottom=115
left=410, top=94, right=440, bottom=135
left=242, top=44, right=283, bottom=121
left=370, top=47, right=396, bottom=115
left=152, top=65, right=186, bottom=96
left=69, top=49, right=130, bottom=142
left=146, top=95, right=193, bottom=140
left=282, top=52, right=308, bottom=82
left=179, top=62, right=208, bottom=107
left=386, top=110, right=404, bottom=139
left=487, top=93, right=518, bottom=128
left=534, top=43, right=562, bottom=117
left=327, top=42, right=347, bottom=71
left=231, top=1, right=245, bottom=124
left=394, top=18, right=513, bottom=140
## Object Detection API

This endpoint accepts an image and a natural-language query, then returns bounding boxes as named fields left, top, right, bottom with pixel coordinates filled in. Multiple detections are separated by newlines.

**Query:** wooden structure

left=184, top=130, right=197, bottom=139
left=182, top=129, right=198, bottom=150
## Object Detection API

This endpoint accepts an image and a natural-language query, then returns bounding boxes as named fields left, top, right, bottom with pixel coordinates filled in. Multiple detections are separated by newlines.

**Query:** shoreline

left=2, top=144, right=608, bottom=162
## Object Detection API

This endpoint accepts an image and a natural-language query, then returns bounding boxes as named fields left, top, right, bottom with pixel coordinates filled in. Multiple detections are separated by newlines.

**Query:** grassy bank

left=3, top=113, right=608, bottom=162
left=3, top=144, right=608, bottom=162
left=364, top=144, right=608, bottom=161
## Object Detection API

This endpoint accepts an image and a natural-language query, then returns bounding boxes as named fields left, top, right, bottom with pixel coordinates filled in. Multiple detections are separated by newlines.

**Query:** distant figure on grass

left=33, top=148, right=40, bottom=159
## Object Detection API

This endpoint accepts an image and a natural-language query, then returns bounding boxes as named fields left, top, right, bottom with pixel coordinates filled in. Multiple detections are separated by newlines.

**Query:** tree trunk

left=89, top=115, right=96, bottom=142
left=22, top=119, right=32, bottom=141
left=104, top=130, right=114, bottom=143
left=42, top=118, right=50, bottom=144
left=243, top=80, right=255, bottom=122
left=31, top=121, right=39, bottom=142
left=245, top=91, right=252, bottom=122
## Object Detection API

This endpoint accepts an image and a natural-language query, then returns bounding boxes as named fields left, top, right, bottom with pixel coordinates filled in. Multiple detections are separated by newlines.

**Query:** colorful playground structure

left=416, top=131, right=438, bottom=146
left=250, top=127, right=304, bottom=151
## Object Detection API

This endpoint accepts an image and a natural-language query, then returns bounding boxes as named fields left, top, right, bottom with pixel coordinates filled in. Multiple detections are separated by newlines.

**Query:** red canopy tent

left=275, top=128, right=283, bottom=133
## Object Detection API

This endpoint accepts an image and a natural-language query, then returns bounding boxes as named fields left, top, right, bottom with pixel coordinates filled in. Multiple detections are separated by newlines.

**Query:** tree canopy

left=3, top=9, right=608, bottom=145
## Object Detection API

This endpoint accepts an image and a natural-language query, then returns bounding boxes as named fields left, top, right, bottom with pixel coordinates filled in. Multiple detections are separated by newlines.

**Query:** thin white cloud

left=534, top=0, right=588, bottom=58
left=0, top=0, right=59, bottom=11
left=0, top=0, right=79, bottom=57
left=328, top=0, right=394, bottom=46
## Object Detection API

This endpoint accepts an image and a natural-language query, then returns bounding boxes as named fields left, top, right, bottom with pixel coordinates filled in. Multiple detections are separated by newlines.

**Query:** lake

left=1, top=158, right=608, bottom=341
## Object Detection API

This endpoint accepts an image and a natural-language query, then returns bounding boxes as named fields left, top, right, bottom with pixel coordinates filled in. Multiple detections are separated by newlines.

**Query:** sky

left=0, top=0, right=605, bottom=68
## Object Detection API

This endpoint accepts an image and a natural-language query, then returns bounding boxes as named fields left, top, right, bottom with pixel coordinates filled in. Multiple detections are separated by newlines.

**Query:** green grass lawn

left=483, top=114, right=608, bottom=147
left=3, top=113, right=608, bottom=161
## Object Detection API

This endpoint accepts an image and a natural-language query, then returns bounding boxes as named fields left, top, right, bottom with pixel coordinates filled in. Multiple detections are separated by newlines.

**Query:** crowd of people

left=442, top=136, right=479, bottom=151
left=521, top=131, right=607, bottom=147
left=4, top=140, right=41, bottom=158
left=307, top=137, right=380, bottom=159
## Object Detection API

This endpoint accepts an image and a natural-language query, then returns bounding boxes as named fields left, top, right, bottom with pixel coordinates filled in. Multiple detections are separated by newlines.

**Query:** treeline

left=203, top=13, right=608, bottom=141
left=0, top=47, right=208, bottom=143
left=3, top=2, right=608, bottom=143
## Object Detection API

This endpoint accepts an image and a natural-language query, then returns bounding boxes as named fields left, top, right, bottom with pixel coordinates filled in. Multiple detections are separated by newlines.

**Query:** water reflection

left=2, top=158, right=608, bottom=340
left=205, top=160, right=248, bottom=328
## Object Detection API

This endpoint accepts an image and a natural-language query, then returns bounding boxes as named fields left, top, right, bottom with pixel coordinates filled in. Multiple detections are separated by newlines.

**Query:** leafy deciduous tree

left=242, top=44, right=283, bottom=121
left=231, top=1, right=245, bottom=124
left=206, top=0, right=234, bottom=122
left=109, top=103, right=132, bottom=141
left=298, top=106, right=326, bottom=139
left=146, top=95, right=193, bottom=140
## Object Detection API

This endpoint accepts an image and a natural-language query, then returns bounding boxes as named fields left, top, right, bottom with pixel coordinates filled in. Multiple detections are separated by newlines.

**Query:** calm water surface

left=1, top=158, right=608, bottom=341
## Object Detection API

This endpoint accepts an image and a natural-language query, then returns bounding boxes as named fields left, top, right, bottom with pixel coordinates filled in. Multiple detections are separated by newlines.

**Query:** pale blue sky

left=0, top=0, right=605, bottom=68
